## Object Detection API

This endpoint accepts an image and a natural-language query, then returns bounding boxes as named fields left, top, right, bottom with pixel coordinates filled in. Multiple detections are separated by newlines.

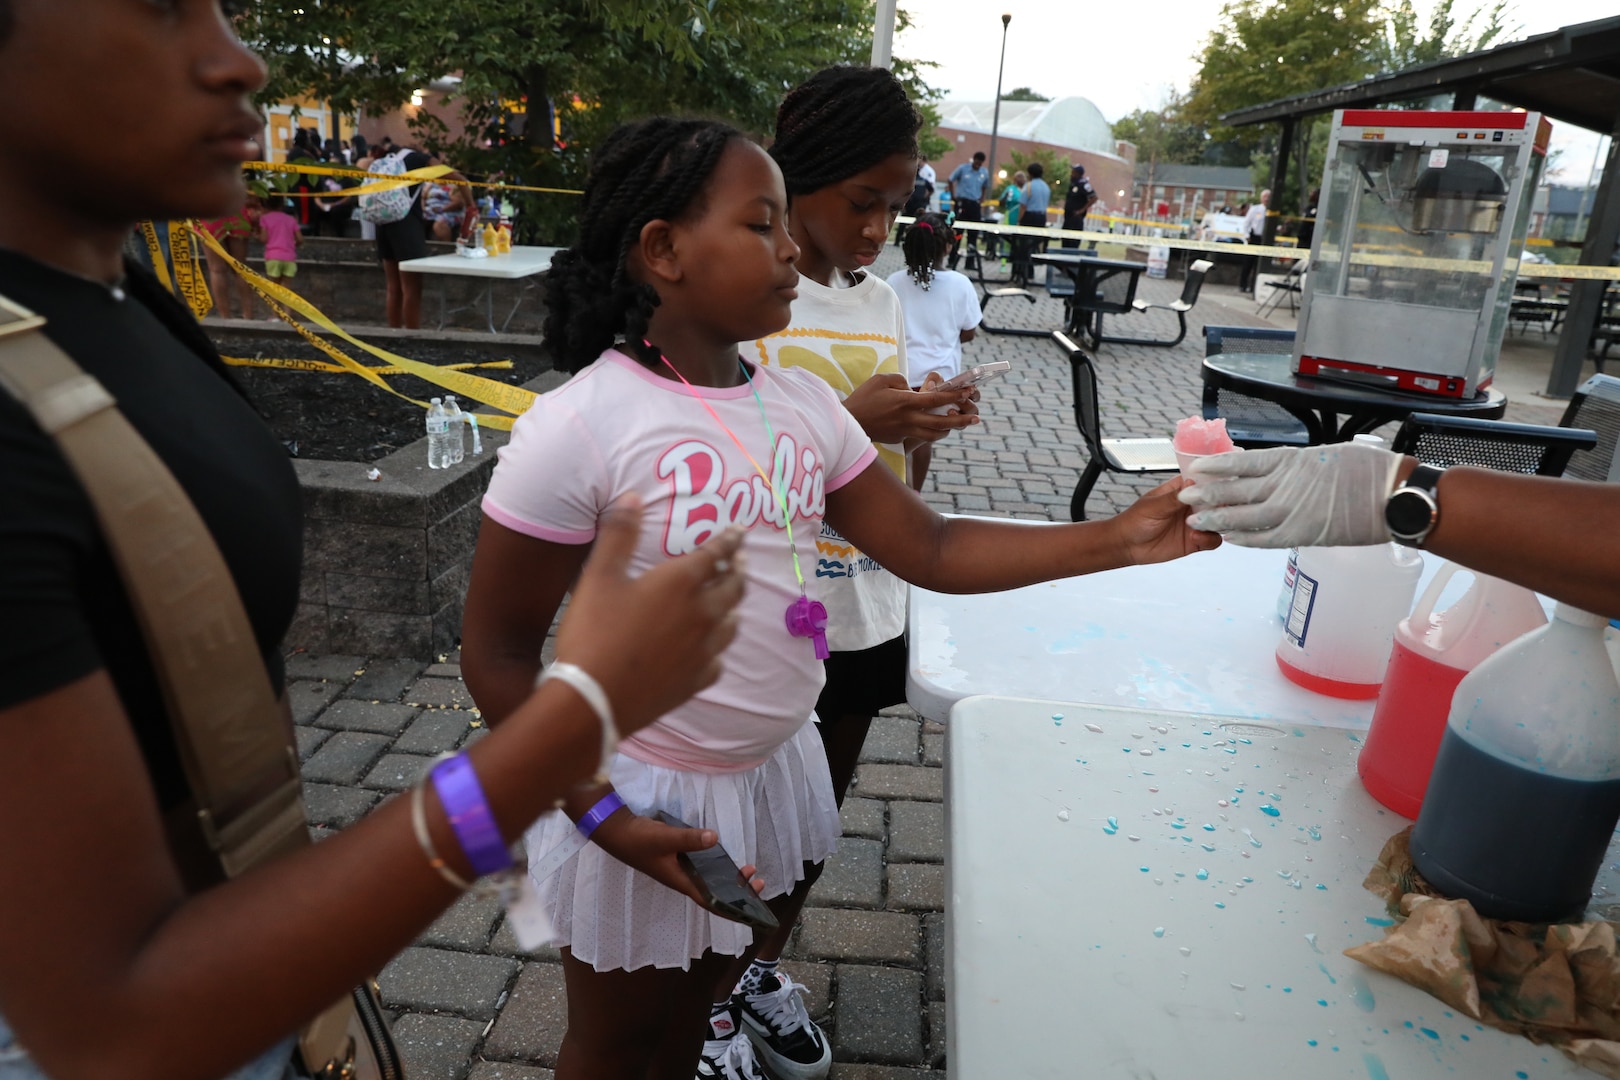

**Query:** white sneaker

left=737, top=971, right=832, bottom=1080
left=696, top=1002, right=768, bottom=1080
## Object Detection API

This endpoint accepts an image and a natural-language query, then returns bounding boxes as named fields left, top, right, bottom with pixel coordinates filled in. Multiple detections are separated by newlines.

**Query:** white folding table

left=947, top=695, right=1612, bottom=1078
left=909, top=543, right=1462, bottom=728
left=398, top=245, right=559, bottom=333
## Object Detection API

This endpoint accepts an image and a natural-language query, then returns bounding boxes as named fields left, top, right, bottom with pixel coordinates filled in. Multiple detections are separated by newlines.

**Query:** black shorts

left=815, top=634, right=907, bottom=721
left=376, top=217, right=428, bottom=263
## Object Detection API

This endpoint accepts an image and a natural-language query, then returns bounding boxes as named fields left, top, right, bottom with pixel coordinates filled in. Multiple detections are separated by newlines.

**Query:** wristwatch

left=1385, top=464, right=1444, bottom=547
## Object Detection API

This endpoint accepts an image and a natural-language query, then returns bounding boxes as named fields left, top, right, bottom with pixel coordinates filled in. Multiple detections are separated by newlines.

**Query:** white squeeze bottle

left=1275, top=435, right=1422, bottom=698
left=1411, top=602, right=1620, bottom=922
left=426, top=398, right=452, bottom=469
left=443, top=395, right=466, bottom=465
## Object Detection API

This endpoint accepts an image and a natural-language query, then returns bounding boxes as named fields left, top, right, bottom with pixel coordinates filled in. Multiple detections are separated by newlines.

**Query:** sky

left=892, top=0, right=1614, bottom=185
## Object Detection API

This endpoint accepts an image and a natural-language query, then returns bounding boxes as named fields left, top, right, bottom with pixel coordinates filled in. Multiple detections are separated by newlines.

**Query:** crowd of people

left=1, top=3, right=1614, bottom=1080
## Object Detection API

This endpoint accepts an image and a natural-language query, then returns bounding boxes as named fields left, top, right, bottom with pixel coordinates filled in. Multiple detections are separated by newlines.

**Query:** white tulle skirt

left=523, top=718, right=840, bottom=972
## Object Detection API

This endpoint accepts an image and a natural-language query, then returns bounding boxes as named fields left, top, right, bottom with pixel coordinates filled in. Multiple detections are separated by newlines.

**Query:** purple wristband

left=576, top=792, right=625, bottom=840
left=429, top=754, right=513, bottom=877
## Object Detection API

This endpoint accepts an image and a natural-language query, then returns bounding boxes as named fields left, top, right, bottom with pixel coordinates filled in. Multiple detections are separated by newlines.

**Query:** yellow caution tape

left=138, top=221, right=174, bottom=292
left=245, top=160, right=583, bottom=198
left=933, top=217, right=1309, bottom=260
left=921, top=217, right=1620, bottom=279
left=190, top=224, right=537, bottom=428
left=222, top=356, right=515, bottom=376
left=166, top=221, right=213, bottom=319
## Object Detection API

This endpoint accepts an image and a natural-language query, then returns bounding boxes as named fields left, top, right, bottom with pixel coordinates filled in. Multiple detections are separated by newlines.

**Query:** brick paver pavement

left=299, top=246, right=1565, bottom=1079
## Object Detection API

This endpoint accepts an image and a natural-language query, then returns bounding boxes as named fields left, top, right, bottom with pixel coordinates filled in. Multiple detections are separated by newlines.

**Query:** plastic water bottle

left=1358, top=563, right=1546, bottom=818
left=426, top=398, right=453, bottom=469
left=443, top=395, right=466, bottom=465
left=1411, top=602, right=1620, bottom=922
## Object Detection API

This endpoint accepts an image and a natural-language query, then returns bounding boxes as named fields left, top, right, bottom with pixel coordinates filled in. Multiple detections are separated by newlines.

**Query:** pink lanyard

left=657, top=352, right=829, bottom=658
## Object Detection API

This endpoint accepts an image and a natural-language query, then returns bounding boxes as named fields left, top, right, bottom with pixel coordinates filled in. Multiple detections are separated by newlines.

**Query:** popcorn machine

left=1295, top=110, right=1551, bottom=398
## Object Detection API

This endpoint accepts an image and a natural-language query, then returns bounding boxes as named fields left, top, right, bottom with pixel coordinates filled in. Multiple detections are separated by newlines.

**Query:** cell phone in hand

left=654, top=811, right=780, bottom=931
left=928, top=362, right=1010, bottom=414
left=935, top=361, right=1010, bottom=392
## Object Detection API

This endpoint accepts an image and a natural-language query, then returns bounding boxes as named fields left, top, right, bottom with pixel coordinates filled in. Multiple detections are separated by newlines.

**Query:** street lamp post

left=987, top=13, right=1011, bottom=194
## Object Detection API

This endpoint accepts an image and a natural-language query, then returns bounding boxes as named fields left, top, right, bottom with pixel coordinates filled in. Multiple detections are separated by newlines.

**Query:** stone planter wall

left=284, top=372, right=567, bottom=659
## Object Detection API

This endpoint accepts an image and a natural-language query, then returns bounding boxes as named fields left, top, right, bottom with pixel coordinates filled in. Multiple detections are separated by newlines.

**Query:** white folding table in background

left=398, top=246, right=560, bottom=333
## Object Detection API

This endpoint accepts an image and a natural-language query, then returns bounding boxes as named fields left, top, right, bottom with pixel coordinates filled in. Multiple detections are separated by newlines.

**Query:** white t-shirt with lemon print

left=752, top=270, right=908, bottom=652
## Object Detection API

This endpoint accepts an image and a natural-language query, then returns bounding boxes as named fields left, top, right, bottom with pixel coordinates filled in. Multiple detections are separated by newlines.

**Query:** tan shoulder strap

left=0, top=293, right=307, bottom=880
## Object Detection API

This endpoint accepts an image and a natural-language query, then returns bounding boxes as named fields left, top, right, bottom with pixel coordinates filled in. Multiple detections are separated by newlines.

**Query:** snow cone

left=1172, top=416, right=1240, bottom=477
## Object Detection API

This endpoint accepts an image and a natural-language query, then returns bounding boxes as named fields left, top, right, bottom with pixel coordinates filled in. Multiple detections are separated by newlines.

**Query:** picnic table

left=1030, top=252, right=1146, bottom=347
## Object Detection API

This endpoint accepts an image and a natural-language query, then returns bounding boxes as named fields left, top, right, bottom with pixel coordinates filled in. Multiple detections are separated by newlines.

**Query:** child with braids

left=733, top=66, right=986, bottom=1078
left=887, top=211, right=982, bottom=492
left=461, top=115, right=1217, bottom=1080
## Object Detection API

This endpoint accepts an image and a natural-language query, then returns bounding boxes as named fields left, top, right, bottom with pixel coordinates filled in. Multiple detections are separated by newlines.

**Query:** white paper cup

left=1173, top=445, right=1241, bottom=479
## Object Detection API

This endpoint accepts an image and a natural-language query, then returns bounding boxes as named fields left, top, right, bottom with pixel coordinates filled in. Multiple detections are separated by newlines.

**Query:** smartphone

left=935, top=361, right=1011, bottom=392
left=928, top=361, right=1010, bottom=414
left=654, top=811, right=780, bottom=931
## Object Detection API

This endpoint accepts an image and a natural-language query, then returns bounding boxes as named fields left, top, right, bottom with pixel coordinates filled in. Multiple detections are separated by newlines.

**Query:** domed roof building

left=929, top=96, right=1136, bottom=216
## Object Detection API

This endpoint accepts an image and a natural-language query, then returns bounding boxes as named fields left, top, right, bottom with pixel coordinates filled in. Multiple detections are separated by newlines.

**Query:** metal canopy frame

left=1218, top=15, right=1620, bottom=399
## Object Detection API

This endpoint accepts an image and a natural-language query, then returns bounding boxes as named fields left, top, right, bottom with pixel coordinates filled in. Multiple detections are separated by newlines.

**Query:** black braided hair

left=542, top=117, right=743, bottom=374
left=769, top=66, right=921, bottom=196
left=901, top=211, right=950, bottom=290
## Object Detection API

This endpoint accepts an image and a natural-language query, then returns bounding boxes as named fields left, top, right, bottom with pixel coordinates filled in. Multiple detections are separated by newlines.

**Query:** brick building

left=929, top=97, right=1135, bottom=215
left=1129, top=164, right=1255, bottom=224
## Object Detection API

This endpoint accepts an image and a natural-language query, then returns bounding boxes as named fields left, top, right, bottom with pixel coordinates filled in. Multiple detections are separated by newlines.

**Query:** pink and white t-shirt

left=482, top=348, right=876, bottom=773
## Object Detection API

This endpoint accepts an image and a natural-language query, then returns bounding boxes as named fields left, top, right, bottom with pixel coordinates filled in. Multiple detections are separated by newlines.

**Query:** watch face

left=1385, top=489, right=1435, bottom=539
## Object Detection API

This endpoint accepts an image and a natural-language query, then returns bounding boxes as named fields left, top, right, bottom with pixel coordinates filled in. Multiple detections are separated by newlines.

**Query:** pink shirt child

left=482, top=348, right=875, bottom=772
left=258, top=210, right=300, bottom=262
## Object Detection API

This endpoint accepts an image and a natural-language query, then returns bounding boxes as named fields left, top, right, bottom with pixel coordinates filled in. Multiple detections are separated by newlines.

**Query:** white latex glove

left=1176, top=443, right=1404, bottom=547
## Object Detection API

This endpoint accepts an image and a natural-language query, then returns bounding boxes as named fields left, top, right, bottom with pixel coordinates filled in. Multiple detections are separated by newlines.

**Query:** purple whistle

left=785, top=596, right=830, bottom=660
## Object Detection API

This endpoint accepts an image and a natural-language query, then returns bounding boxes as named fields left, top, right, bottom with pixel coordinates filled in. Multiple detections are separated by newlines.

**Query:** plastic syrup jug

left=1411, top=602, right=1620, bottom=922
left=1275, top=548, right=1299, bottom=622
left=1358, top=563, right=1547, bottom=818
left=1274, top=434, right=1422, bottom=698
left=1276, top=542, right=1422, bottom=698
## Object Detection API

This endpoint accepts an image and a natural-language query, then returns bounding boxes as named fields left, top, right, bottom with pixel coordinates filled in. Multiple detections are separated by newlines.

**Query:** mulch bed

left=221, top=332, right=548, bottom=462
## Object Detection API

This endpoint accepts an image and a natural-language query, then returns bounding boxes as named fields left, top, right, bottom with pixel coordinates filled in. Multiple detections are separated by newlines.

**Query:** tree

left=1184, top=0, right=1383, bottom=217
left=994, top=146, right=1070, bottom=191
left=1373, top=0, right=1513, bottom=72
left=1113, top=92, right=1207, bottom=168
left=240, top=1, right=938, bottom=241
left=1002, top=87, right=1050, bottom=102
left=1182, top=0, right=1520, bottom=219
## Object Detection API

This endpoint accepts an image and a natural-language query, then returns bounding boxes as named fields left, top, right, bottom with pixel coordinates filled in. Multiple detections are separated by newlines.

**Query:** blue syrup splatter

left=1259, top=805, right=1281, bottom=817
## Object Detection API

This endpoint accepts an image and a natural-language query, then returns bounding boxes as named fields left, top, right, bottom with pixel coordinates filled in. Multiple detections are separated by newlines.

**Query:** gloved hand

left=1176, top=443, right=1405, bottom=548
